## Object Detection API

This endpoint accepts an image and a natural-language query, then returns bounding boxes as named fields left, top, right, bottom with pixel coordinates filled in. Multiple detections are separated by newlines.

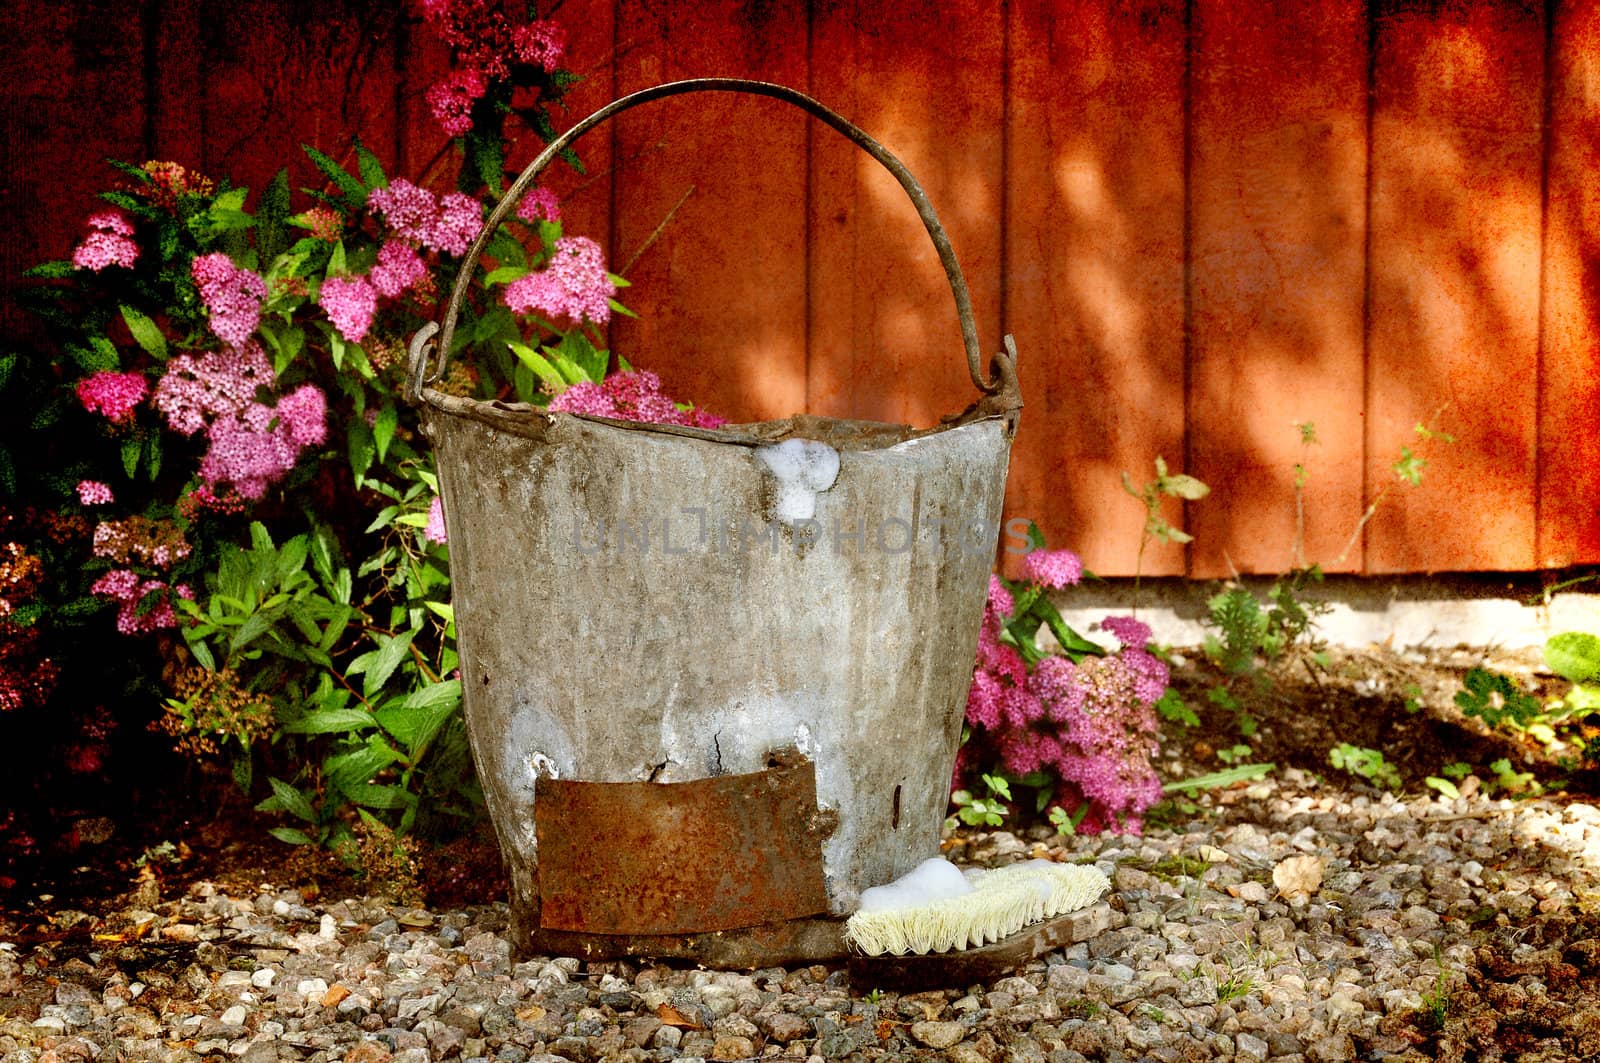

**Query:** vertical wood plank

left=1366, top=0, right=1544, bottom=573
left=200, top=0, right=402, bottom=207
left=1003, top=0, right=1188, bottom=576
left=149, top=0, right=205, bottom=171
left=1, top=0, right=148, bottom=336
left=1187, top=0, right=1369, bottom=577
left=1538, top=0, right=1600, bottom=568
left=808, top=0, right=1004, bottom=430
left=607, top=0, right=809, bottom=421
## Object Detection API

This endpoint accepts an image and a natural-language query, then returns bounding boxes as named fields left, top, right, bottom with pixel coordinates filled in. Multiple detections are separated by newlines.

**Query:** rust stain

left=534, top=756, right=831, bottom=935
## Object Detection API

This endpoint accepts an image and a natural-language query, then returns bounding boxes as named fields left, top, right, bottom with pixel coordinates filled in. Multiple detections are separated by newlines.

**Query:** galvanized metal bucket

left=406, top=78, right=1022, bottom=966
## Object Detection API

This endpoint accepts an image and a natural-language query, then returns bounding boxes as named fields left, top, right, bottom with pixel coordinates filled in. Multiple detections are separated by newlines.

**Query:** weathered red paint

left=1538, top=0, right=1600, bottom=569
left=1366, top=0, right=1544, bottom=573
left=609, top=0, right=810, bottom=423
left=1002, top=0, right=1188, bottom=579
left=1188, top=0, right=1369, bottom=578
left=8, top=0, right=1600, bottom=576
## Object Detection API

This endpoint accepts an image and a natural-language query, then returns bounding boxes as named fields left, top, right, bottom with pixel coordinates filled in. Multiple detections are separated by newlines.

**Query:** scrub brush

left=845, top=857, right=1110, bottom=957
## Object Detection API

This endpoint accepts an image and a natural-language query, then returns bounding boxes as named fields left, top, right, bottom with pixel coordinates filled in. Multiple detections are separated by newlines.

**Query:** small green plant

left=1154, top=687, right=1199, bottom=728
left=1441, top=761, right=1472, bottom=779
left=1062, top=999, right=1101, bottom=1020
left=1122, top=456, right=1209, bottom=608
left=1423, top=776, right=1459, bottom=799
left=948, top=773, right=1011, bottom=828
left=1216, top=970, right=1256, bottom=1003
left=1485, top=757, right=1540, bottom=796
left=1454, top=667, right=1543, bottom=730
left=1418, top=946, right=1452, bottom=1032
left=1403, top=683, right=1425, bottom=715
left=1048, top=803, right=1089, bottom=836
left=1216, top=743, right=1254, bottom=766
left=1329, top=743, right=1401, bottom=790
left=863, top=988, right=884, bottom=1005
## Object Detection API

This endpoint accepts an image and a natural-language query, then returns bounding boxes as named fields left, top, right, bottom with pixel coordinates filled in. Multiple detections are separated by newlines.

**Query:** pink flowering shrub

left=7, top=0, right=706, bottom=858
left=957, top=546, right=1169, bottom=835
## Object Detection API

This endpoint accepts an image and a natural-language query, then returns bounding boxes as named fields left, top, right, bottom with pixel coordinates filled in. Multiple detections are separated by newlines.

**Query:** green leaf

left=353, top=137, right=387, bottom=190
left=281, top=707, right=377, bottom=735
left=483, top=265, right=530, bottom=286
left=268, top=827, right=314, bottom=846
left=302, top=144, right=367, bottom=209
left=145, top=431, right=163, bottom=480
left=256, top=168, right=292, bottom=262
left=268, top=777, right=318, bottom=823
left=24, top=261, right=74, bottom=279
left=363, top=630, right=416, bottom=699
left=375, top=679, right=462, bottom=752
left=120, top=305, right=167, bottom=359
left=343, top=783, right=414, bottom=810
left=1546, top=632, right=1600, bottom=685
left=1160, top=473, right=1211, bottom=501
left=1163, top=763, right=1275, bottom=794
left=347, top=420, right=375, bottom=481
left=327, top=735, right=402, bottom=795
left=465, top=128, right=504, bottom=197
left=509, top=341, right=567, bottom=392
left=68, top=341, right=119, bottom=372
left=121, top=437, right=141, bottom=478
left=0, top=354, right=16, bottom=392
left=1035, top=598, right=1107, bottom=658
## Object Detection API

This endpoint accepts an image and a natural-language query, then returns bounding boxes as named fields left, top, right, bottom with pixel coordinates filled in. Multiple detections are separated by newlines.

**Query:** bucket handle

left=408, top=77, right=1015, bottom=405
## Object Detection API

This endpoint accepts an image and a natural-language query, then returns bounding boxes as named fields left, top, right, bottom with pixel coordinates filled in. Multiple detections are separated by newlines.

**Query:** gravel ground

left=5, top=768, right=1600, bottom=1063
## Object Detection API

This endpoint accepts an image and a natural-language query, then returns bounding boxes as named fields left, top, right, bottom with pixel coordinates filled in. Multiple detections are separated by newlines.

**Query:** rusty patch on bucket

left=533, top=756, right=831, bottom=935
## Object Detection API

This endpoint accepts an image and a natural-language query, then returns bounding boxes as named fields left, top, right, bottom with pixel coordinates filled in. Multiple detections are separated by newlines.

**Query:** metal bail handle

left=409, top=77, right=1010, bottom=404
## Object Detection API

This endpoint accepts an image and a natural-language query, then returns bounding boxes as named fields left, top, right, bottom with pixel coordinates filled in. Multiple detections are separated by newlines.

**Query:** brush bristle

left=845, top=860, right=1109, bottom=956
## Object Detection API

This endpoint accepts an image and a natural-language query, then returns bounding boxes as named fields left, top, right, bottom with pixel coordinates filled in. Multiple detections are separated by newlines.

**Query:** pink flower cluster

left=549, top=371, right=727, bottom=429
left=371, top=241, right=428, bottom=299
left=424, top=496, right=448, bottom=545
left=199, top=384, right=328, bottom=499
left=517, top=187, right=561, bottom=224
left=191, top=252, right=266, bottom=348
left=367, top=180, right=483, bottom=257
left=72, top=211, right=139, bottom=272
left=961, top=575, right=1168, bottom=834
left=320, top=276, right=378, bottom=342
left=420, top=1, right=568, bottom=135
left=152, top=340, right=327, bottom=499
left=90, top=569, right=191, bottom=636
left=76, top=370, right=148, bottom=422
left=1022, top=548, right=1083, bottom=589
left=76, top=481, right=114, bottom=506
left=153, top=342, right=275, bottom=436
left=503, top=236, right=616, bottom=326
left=425, top=68, right=489, bottom=137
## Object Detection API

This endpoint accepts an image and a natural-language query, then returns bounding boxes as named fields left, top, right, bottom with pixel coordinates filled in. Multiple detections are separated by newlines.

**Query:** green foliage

left=1328, top=743, right=1401, bottom=791
left=1154, top=688, right=1199, bottom=728
left=948, top=773, right=1012, bottom=829
left=1454, top=668, right=1542, bottom=730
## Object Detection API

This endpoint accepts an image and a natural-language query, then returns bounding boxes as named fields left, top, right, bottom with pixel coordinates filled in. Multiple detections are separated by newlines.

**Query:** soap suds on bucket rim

left=755, top=438, right=840, bottom=523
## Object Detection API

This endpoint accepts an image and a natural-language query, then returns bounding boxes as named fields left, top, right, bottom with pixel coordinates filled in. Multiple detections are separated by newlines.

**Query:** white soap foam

left=856, top=857, right=973, bottom=913
left=754, top=439, right=840, bottom=523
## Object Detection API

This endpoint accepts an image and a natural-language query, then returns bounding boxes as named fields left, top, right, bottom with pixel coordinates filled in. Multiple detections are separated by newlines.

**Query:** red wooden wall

left=7, top=0, right=1600, bottom=579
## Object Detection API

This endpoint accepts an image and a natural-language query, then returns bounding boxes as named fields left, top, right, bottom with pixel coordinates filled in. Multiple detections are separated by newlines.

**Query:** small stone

left=711, top=1035, right=756, bottom=1060
left=344, top=1041, right=393, bottom=1063
left=654, top=1024, right=684, bottom=1049
left=1236, top=1031, right=1268, bottom=1063
left=1309, top=1033, right=1357, bottom=1063
left=910, top=1021, right=967, bottom=1049
left=757, top=1013, right=809, bottom=1043
left=219, top=1005, right=248, bottom=1027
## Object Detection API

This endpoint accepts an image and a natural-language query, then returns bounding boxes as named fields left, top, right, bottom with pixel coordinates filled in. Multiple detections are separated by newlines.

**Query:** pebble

left=4, top=778, right=1599, bottom=1062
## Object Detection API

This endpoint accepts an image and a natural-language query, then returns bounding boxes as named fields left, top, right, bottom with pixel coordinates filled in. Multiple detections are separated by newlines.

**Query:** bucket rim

left=416, top=378, right=1019, bottom=451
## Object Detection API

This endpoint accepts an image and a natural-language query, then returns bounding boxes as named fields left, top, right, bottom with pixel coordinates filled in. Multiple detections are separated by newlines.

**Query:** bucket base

left=515, top=914, right=848, bottom=968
